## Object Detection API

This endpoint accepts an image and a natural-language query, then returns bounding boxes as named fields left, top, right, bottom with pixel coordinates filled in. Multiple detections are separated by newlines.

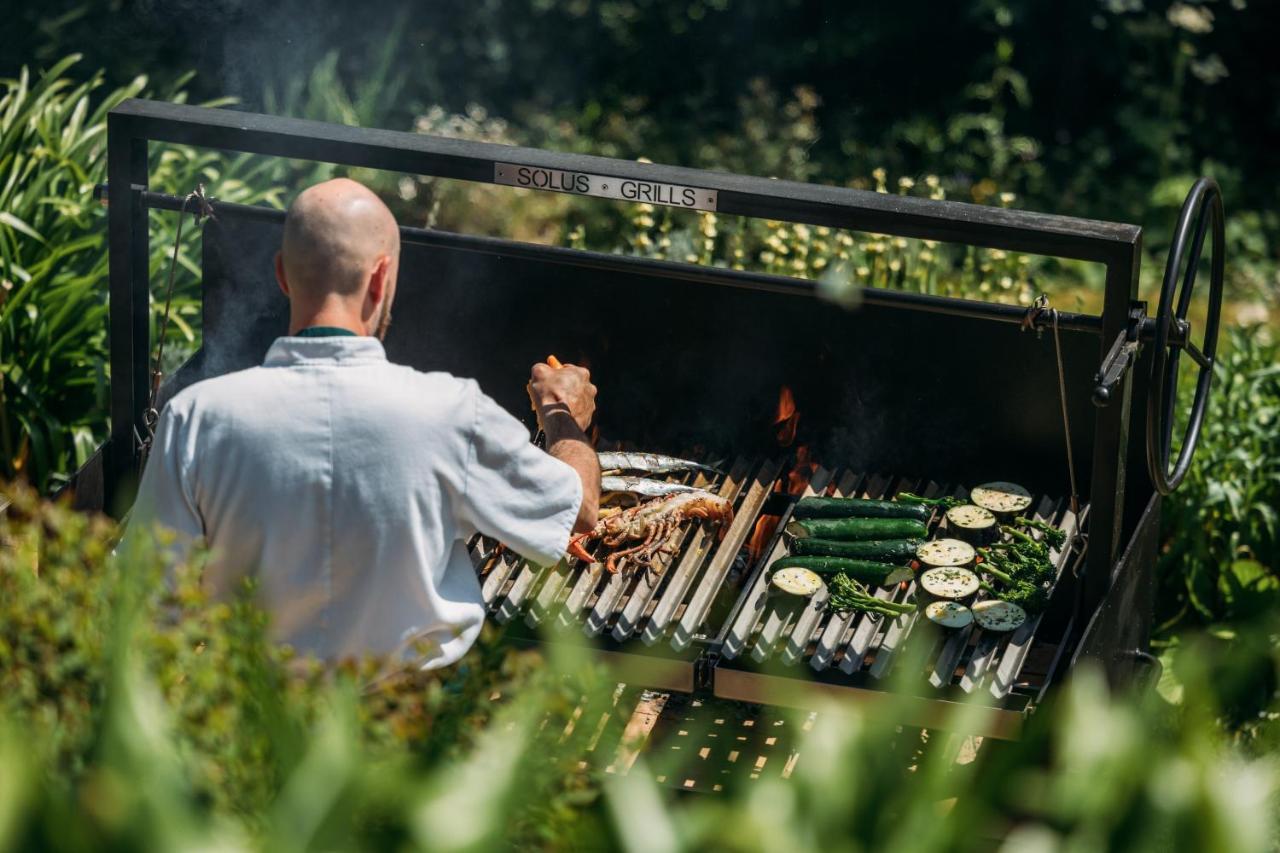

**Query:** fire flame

left=786, top=445, right=817, bottom=494
left=746, top=387, right=820, bottom=562
left=775, top=386, right=800, bottom=447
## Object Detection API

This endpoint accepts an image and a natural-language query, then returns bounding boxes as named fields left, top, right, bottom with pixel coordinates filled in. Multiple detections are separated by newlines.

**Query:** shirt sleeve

left=119, top=403, right=205, bottom=564
left=455, top=383, right=584, bottom=567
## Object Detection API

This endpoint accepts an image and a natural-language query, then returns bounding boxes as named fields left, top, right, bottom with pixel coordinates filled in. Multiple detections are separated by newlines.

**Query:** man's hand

left=527, top=360, right=599, bottom=534
left=528, top=361, right=596, bottom=432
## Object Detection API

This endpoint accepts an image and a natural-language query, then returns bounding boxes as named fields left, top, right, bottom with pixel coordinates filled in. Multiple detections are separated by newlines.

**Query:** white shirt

left=125, top=335, right=582, bottom=668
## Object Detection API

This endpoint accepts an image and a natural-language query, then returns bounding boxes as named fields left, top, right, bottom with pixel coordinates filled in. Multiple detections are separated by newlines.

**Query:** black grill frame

left=92, top=98, right=1169, bottom=735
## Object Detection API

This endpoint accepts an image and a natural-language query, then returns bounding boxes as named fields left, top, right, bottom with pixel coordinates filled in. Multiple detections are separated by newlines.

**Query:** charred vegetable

left=827, top=574, right=917, bottom=617
left=979, top=579, right=1049, bottom=614
left=972, top=599, right=1028, bottom=631
left=945, top=504, right=997, bottom=545
left=916, top=538, right=977, bottom=568
left=786, top=517, right=928, bottom=542
left=970, top=482, right=1033, bottom=516
left=919, top=566, right=980, bottom=599
left=926, top=600, right=973, bottom=628
left=769, top=556, right=913, bottom=586
left=771, top=567, right=825, bottom=597
left=980, top=546, right=1054, bottom=586
left=896, top=491, right=965, bottom=511
left=793, top=496, right=930, bottom=521
left=1013, top=515, right=1067, bottom=549
left=788, top=537, right=921, bottom=563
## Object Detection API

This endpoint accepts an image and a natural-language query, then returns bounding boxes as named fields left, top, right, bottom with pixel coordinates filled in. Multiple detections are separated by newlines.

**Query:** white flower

left=1167, top=3, right=1214, bottom=33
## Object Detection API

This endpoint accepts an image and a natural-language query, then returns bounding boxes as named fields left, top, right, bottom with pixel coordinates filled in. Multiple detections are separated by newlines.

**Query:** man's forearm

left=541, top=408, right=600, bottom=533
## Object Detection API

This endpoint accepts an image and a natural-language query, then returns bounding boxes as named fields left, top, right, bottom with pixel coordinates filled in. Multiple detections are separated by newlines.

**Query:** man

left=126, top=178, right=600, bottom=668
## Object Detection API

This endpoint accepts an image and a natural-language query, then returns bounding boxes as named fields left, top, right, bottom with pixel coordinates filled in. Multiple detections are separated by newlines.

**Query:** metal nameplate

left=493, top=163, right=718, bottom=212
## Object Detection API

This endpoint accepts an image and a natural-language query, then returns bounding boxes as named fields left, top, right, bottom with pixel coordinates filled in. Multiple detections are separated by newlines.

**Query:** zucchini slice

left=919, top=566, right=980, bottom=599
left=789, top=537, right=921, bottom=563
left=786, top=517, right=928, bottom=542
left=970, top=482, right=1033, bottom=516
left=793, top=496, right=930, bottom=521
left=771, top=556, right=913, bottom=585
left=945, top=504, right=997, bottom=544
left=926, top=600, right=973, bottom=629
left=771, top=567, right=825, bottom=597
left=916, top=538, right=976, bottom=568
left=972, top=599, right=1027, bottom=632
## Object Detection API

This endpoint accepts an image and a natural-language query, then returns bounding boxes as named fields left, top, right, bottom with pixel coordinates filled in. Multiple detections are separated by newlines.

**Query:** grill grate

left=472, top=456, right=1086, bottom=717
left=472, top=457, right=782, bottom=652
left=715, top=470, right=1086, bottom=704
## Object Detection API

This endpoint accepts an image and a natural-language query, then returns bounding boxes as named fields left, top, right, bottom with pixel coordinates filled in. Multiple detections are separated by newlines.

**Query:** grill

left=472, top=459, right=1082, bottom=737
left=80, top=99, right=1225, bottom=741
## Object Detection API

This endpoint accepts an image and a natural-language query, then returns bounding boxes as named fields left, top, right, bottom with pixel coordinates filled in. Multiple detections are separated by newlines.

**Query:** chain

left=137, top=185, right=216, bottom=465
left=1024, top=295, right=1084, bottom=544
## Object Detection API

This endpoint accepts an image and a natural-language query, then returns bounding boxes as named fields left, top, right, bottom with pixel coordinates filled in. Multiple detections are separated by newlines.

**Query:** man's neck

left=289, top=308, right=366, bottom=337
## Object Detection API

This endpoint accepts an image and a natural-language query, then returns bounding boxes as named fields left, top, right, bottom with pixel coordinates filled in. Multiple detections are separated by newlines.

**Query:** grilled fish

left=596, top=451, right=722, bottom=476
left=600, top=476, right=706, bottom=499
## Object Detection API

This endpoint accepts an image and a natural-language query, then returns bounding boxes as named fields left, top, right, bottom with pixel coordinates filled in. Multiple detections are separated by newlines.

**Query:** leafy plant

left=1157, top=326, right=1280, bottom=634
left=0, top=56, right=285, bottom=491
left=1, top=482, right=1277, bottom=850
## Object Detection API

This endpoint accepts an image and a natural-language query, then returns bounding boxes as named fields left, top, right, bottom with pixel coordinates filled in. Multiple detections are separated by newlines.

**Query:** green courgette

left=769, top=556, right=914, bottom=585
left=788, top=537, right=921, bottom=562
left=792, top=496, right=930, bottom=522
left=786, top=517, right=928, bottom=542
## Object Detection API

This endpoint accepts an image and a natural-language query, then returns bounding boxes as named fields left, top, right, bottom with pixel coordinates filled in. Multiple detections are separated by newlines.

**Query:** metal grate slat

left=668, top=459, right=783, bottom=651
left=478, top=541, right=518, bottom=608
left=527, top=559, right=575, bottom=626
left=867, top=482, right=950, bottom=680
left=581, top=464, right=711, bottom=636
left=616, top=458, right=750, bottom=641
left=837, top=479, right=935, bottom=675
left=959, top=494, right=1064, bottom=693
left=776, top=471, right=860, bottom=665
left=722, top=467, right=834, bottom=661
left=807, top=473, right=892, bottom=672
left=986, top=503, right=1083, bottom=698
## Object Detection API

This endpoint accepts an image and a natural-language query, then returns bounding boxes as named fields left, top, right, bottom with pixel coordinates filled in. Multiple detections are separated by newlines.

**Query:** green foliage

left=1157, top=327, right=1280, bottom=634
left=0, top=485, right=1276, bottom=850
left=0, top=483, right=604, bottom=850
left=598, top=180, right=1052, bottom=306
left=0, top=57, right=285, bottom=491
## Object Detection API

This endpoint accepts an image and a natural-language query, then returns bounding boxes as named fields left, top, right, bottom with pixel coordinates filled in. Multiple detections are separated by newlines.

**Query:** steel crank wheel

left=1146, top=177, right=1225, bottom=495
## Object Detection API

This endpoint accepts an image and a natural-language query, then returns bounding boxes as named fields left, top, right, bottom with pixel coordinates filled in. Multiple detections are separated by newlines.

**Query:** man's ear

left=274, top=251, right=290, bottom=297
left=366, top=254, right=390, bottom=309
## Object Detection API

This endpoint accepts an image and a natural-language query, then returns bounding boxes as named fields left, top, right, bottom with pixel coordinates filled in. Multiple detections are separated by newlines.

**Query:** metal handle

left=1146, top=177, right=1225, bottom=495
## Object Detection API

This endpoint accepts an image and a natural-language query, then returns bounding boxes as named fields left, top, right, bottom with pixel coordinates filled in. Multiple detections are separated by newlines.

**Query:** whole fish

left=597, top=451, right=722, bottom=476
left=600, top=476, right=709, bottom=499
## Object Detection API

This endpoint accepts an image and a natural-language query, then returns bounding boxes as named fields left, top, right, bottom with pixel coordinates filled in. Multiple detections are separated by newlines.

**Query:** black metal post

left=111, top=99, right=1140, bottom=265
left=98, top=186, right=1118, bottom=337
left=104, top=112, right=149, bottom=516
left=1084, top=240, right=1144, bottom=617
left=100, top=98, right=1152, bottom=597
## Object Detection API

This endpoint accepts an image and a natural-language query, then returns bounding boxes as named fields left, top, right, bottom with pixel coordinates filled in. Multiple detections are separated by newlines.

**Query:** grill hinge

left=1092, top=302, right=1148, bottom=406
left=694, top=650, right=720, bottom=692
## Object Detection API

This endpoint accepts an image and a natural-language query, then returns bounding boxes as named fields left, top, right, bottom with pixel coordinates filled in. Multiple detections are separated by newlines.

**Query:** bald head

left=280, top=178, right=400, bottom=299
